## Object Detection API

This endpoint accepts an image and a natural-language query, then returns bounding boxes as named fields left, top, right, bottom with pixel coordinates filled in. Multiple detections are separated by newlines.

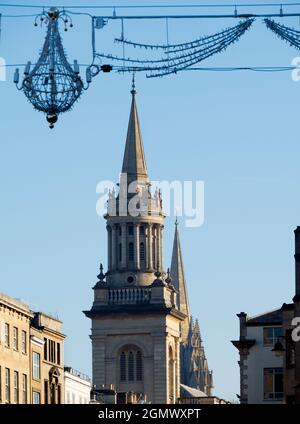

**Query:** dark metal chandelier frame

left=14, top=8, right=91, bottom=128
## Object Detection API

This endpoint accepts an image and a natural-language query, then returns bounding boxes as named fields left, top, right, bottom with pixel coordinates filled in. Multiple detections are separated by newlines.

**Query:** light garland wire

left=265, top=18, right=300, bottom=48
left=95, top=19, right=254, bottom=77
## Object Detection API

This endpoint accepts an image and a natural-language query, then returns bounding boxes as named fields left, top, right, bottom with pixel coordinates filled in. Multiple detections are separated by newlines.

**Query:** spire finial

left=97, top=262, right=105, bottom=283
left=175, top=215, right=178, bottom=226
left=131, top=73, right=136, bottom=96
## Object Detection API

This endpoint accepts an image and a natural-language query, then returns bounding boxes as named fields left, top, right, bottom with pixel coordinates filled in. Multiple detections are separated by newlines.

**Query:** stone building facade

left=0, top=292, right=64, bottom=404
left=232, top=227, right=300, bottom=404
left=64, top=367, right=91, bottom=404
left=84, top=84, right=212, bottom=403
left=280, top=226, right=300, bottom=403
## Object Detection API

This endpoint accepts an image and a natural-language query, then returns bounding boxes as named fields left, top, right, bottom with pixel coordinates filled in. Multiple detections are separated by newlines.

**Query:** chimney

left=237, top=312, right=247, bottom=340
left=294, top=227, right=300, bottom=297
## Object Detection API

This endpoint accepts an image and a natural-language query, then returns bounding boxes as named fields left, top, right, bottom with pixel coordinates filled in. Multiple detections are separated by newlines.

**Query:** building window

left=128, top=226, right=134, bottom=236
left=120, top=352, right=126, bottom=381
left=32, top=391, right=41, bottom=404
left=128, top=351, right=134, bottom=381
left=264, top=368, right=283, bottom=400
left=119, top=243, right=122, bottom=262
left=119, top=347, right=143, bottom=382
left=5, top=368, right=10, bottom=403
left=57, top=343, right=61, bottom=366
left=140, top=242, right=145, bottom=261
left=13, top=327, right=18, bottom=351
left=22, top=374, right=27, bottom=404
left=263, top=327, right=283, bottom=346
left=13, top=371, right=19, bottom=404
left=44, top=338, right=48, bottom=360
left=128, top=242, right=134, bottom=261
left=32, top=352, right=40, bottom=380
left=48, top=340, right=56, bottom=363
left=140, top=225, right=145, bottom=235
left=22, top=331, right=27, bottom=354
left=44, top=380, right=49, bottom=404
left=4, top=323, right=10, bottom=347
left=136, top=350, right=143, bottom=381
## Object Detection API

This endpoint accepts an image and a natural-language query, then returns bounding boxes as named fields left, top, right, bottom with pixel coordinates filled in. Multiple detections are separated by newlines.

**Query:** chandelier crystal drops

left=14, top=8, right=92, bottom=129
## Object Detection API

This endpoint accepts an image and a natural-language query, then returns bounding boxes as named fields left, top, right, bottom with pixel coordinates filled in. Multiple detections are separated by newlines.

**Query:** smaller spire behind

left=170, top=219, right=190, bottom=343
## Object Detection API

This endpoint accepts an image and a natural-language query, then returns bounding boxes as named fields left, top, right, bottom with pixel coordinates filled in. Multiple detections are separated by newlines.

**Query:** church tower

left=84, top=83, right=186, bottom=404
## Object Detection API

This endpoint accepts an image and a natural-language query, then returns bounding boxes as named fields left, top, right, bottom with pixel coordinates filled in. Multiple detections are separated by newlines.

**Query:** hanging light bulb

left=15, top=8, right=90, bottom=129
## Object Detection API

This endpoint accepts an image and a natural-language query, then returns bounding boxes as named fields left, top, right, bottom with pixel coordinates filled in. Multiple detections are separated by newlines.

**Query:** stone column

left=107, top=225, right=112, bottom=271
left=157, top=225, right=161, bottom=271
left=121, top=223, right=127, bottom=269
left=134, top=223, right=140, bottom=270
left=152, top=225, right=157, bottom=270
left=147, top=223, right=153, bottom=271
left=160, top=225, right=164, bottom=272
left=111, top=225, right=117, bottom=270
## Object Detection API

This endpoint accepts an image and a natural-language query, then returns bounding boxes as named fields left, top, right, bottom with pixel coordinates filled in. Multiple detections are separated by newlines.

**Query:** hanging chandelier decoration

left=14, top=8, right=92, bottom=128
left=95, top=19, right=254, bottom=78
left=264, top=18, right=300, bottom=49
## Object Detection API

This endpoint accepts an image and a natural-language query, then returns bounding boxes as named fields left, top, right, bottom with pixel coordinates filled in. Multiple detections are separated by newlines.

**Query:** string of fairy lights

left=1, top=3, right=300, bottom=127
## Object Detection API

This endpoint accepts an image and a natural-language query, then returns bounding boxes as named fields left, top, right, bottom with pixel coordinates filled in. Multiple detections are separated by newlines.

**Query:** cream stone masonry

left=0, top=293, right=65, bottom=404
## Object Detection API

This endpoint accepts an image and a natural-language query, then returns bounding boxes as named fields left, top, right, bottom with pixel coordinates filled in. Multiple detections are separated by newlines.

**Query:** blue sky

left=0, top=1, right=300, bottom=401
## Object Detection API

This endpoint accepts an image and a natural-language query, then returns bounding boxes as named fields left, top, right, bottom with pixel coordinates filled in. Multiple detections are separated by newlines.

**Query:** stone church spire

left=170, top=219, right=190, bottom=343
left=85, top=83, right=187, bottom=403
left=105, top=82, right=164, bottom=287
left=121, top=76, right=149, bottom=185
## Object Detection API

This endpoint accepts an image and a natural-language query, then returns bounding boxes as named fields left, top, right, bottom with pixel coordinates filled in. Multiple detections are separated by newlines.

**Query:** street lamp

left=271, top=338, right=285, bottom=357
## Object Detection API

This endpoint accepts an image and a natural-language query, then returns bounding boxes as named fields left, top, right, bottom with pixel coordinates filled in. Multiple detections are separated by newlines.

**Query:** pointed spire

left=170, top=219, right=190, bottom=343
left=121, top=77, right=149, bottom=185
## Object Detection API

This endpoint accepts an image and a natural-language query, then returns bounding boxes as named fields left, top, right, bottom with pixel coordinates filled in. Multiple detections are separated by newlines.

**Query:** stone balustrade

left=108, top=287, right=151, bottom=305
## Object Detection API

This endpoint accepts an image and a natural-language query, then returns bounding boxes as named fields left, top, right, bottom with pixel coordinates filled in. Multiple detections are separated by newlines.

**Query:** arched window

left=119, top=347, right=143, bottom=382
left=129, top=242, right=134, bottom=261
left=128, top=351, right=134, bottom=381
left=136, top=351, right=142, bottom=381
left=120, top=352, right=126, bottom=381
left=140, top=242, right=145, bottom=261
